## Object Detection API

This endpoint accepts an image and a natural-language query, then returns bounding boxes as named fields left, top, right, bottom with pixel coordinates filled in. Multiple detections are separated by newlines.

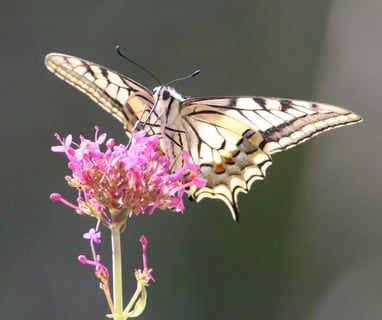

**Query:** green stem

left=111, top=225, right=123, bottom=320
left=122, top=280, right=144, bottom=319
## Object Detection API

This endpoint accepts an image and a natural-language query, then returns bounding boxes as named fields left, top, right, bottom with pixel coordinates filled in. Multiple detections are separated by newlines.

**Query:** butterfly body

left=153, top=86, right=189, bottom=170
left=45, top=53, right=362, bottom=221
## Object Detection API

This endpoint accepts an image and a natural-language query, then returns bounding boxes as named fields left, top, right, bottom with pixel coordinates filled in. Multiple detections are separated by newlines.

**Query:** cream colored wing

left=45, top=53, right=157, bottom=135
left=181, top=96, right=362, bottom=221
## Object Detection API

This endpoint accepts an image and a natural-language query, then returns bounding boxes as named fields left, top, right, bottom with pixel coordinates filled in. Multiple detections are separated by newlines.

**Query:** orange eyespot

left=224, top=155, right=235, bottom=165
left=214, top=162, right=225, bottom=174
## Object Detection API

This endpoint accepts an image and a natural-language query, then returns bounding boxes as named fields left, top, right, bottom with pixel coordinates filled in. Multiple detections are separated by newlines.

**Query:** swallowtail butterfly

left=45, top=53, right=362, bottom=221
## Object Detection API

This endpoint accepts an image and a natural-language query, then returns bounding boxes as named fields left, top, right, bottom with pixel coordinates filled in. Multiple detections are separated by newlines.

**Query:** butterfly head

left=153, top=86, right=185, bottom=103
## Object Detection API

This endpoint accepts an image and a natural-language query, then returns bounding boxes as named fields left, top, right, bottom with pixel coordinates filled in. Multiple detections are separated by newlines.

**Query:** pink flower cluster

left=50, top=127, right=206, bottom=226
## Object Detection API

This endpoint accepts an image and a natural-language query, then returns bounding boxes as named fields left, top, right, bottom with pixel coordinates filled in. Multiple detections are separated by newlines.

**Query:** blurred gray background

left=1, top=0, right=381, bottom=319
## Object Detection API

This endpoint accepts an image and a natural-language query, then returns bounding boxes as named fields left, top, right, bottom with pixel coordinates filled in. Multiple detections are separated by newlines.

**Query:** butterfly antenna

left=166, top=69, right=201, bottom=86
left=116, top=45, right=162, bottom=85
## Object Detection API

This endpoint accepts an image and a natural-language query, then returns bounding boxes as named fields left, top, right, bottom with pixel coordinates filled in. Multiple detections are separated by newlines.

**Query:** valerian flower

left=50, top=126, right=206, bottom=227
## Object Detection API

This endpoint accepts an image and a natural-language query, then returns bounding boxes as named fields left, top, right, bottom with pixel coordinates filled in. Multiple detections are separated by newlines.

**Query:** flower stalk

left=111, top=225, right=124, bottom=320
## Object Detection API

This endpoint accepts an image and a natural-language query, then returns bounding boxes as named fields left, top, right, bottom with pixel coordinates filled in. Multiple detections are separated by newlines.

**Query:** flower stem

left=111, top=225, right=123, bottom=320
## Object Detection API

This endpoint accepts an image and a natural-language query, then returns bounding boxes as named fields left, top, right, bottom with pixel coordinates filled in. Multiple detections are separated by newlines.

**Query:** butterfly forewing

left=182, top=96, right=362, bottom=154
left=45, top=53, right=157, bottom=135
left=45, top=52, right=362, bottom=221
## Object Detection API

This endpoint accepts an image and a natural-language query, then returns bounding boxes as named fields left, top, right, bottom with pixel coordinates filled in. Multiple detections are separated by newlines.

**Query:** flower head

left=51, top=126, right=206, bottom=227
